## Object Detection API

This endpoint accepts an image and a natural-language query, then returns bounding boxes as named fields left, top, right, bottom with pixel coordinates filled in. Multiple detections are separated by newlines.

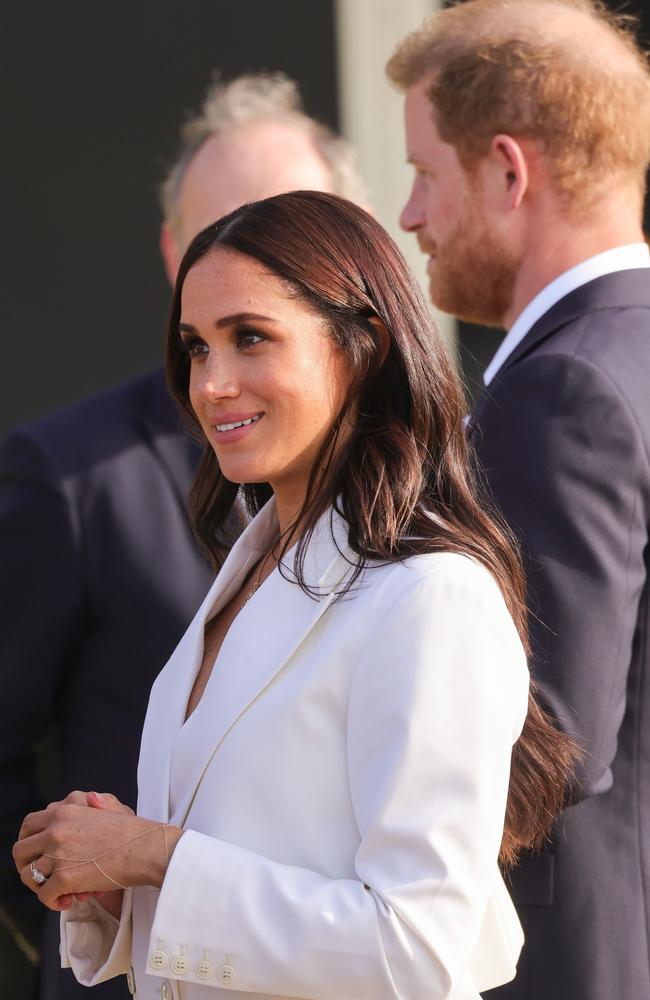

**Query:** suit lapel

left=166, top=505, right=355, bottom=828
left=138, top=367, right=202, bottom=507
left=139, top=371, right=248, bottom=543
left=470, top=268, right=650, bottom=431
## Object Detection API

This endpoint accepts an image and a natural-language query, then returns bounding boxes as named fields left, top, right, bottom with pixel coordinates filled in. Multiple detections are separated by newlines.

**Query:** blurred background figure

left=389, top=1, right=650, bottom=998
left=0, top=70, right=368, bottom=1000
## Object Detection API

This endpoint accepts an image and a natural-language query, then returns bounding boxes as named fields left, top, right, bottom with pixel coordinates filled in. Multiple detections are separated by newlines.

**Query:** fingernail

left=90, top=792, right=104, bottom=802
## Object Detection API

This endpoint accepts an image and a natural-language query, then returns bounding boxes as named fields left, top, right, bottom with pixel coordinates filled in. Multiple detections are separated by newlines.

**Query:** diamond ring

left=30, top=861, right=48, bottom=885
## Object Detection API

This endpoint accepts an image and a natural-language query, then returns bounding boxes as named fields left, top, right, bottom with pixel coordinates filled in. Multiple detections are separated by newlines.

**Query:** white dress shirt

left=483, top=243, right=650, bottom=386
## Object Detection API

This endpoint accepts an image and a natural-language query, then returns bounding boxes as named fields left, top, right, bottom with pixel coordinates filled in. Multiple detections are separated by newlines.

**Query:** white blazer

left=61, top=499, right=528, bottom=1000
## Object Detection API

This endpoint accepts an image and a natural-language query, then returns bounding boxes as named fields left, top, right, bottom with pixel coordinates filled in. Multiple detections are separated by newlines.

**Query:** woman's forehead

left=181, top=248, right=323, bottom=326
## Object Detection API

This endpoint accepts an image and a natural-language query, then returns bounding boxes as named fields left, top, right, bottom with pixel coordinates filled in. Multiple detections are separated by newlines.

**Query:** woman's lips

left=211, top=412, right=264, bottom=444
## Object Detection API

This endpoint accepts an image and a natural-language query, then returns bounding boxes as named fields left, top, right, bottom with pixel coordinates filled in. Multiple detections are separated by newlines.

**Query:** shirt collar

left=483, top=242, right=650, bottom=386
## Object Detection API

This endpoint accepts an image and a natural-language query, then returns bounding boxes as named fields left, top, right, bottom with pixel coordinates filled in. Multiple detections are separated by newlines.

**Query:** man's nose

left=400, top=184, right=424, bottom=233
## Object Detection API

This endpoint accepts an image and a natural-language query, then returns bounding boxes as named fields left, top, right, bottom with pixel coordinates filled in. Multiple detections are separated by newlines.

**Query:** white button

left=161, top=982, right=173, bottom=1000
left=149, top=949, right=168, bottom=970
left=196, top=959, right=215, bottom=979
left=170, top=954, right=191, bottom=975
left=126, top=966, right=136, bottom=995
left=218, top=963, right=237, bottom=984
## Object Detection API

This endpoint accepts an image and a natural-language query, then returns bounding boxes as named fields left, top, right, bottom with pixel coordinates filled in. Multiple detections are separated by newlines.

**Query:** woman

left=14, top=192, right=575, bottom=999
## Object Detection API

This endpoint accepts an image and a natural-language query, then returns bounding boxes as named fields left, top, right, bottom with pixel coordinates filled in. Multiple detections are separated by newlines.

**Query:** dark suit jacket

left=474, top=270, right=650, bottom=1000
left=0, top=368, right=216, bottom=1000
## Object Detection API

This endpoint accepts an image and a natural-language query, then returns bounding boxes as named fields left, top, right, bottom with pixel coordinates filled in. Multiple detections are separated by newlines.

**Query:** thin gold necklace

left=241, top=545, right=277, bottom=608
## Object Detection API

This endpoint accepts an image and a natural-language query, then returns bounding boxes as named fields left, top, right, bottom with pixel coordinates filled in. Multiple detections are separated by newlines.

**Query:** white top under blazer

left=60, top=499, right=529, bottom=1000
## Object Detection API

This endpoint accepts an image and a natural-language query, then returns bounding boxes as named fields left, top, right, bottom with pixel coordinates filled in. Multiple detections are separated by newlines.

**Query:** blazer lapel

left=137, top=500, right=280, bottom=821
left=167, top=505, right=356, bottom=828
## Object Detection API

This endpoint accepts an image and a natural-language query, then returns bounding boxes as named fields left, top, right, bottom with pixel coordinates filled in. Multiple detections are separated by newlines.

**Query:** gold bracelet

left=42, top=823, right=171, bottom=890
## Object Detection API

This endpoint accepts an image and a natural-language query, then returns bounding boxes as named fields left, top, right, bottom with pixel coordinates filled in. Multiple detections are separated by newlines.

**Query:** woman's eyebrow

left=215, top=312, right=278, bottom=328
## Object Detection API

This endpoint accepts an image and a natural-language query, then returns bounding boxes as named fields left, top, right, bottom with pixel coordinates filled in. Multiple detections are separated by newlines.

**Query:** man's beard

left=425, top=214, right=518, bottom=328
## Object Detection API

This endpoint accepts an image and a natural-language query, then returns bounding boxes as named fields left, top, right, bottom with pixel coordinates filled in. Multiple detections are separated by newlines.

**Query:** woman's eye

left=180, top=337, right=208, bottom=360
left=236, top=328, right=265, bottom=348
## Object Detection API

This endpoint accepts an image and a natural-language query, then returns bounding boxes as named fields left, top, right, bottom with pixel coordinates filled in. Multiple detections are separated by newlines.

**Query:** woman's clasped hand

left=13, top=790, right=181, bottom=913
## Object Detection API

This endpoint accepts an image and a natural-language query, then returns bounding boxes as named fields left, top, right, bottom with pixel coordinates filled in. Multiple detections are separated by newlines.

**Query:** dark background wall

left=0, top=0, right=337, bottom=437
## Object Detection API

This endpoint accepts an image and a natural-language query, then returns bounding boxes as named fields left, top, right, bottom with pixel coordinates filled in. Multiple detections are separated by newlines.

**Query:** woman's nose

left=194, top=357, right=239, bottom=401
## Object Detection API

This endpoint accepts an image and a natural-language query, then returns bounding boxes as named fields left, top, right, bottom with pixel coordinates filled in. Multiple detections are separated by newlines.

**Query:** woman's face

left=180, top=248, right=352, bottom=506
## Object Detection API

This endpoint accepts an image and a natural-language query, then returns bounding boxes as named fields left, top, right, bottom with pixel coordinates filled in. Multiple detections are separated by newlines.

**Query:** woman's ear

left=367, top=316, right=391, bottom=368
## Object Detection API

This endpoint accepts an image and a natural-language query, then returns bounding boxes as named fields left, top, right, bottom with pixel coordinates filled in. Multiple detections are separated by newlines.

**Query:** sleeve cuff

left=60, top=890, right=133, bottom=985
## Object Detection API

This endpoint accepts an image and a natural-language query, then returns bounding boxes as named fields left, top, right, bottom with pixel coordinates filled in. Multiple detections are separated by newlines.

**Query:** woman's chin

left=219, top=465, right=271, bottom=487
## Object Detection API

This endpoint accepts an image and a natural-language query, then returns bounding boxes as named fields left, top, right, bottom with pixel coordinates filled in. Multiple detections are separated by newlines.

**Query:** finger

left=13, top=831, right=48, bottom=873
left=18, top=809, right=51, bottom=841
left=72, top=890, right=106, bottom=902
left=86, top=792, right=113, bottom=810
left=38, top=887, right=75, bottom=912
left=36, top=868, right=98, bottom=912
left=61, top=791, right=92, bottom=807
left=19, top=856, right=54, bottom=895
left=87, top=792, right=133, bottom=815
left=17, top=801, right=71, bottom=840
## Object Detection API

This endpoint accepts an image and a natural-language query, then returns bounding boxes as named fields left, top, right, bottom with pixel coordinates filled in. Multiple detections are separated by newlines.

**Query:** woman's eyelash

left=235, top=326, right=266, bottom=346
left=179, top=335, right=207, bottom=359
left=179, top=327, right=266, bottom=358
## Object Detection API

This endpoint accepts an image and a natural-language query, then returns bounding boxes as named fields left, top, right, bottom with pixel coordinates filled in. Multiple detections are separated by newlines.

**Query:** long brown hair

left=166, top=190, right=577, bottom=865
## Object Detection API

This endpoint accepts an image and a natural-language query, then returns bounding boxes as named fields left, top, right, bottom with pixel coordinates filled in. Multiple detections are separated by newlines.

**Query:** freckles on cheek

left=188, top=375, right=202, bottom=419
left=188, top=391, right=210, bottom=441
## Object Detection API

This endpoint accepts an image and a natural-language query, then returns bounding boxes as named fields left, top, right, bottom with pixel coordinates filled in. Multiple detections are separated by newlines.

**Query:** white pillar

left=335, top=0, right=456, bottom=352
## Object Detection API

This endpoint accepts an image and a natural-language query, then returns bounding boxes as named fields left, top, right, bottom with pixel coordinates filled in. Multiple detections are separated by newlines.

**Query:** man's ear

left=159, top=223, right=181, bottom=287
left=488, top=134, right=529, bottom=210
left=367, top=315, right=391, bottom=368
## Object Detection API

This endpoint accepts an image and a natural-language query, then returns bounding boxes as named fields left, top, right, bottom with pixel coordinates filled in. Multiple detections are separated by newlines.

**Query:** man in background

left=388, top=1, right=650, bottom=998
left=0, top=71, right=367, bottom=1000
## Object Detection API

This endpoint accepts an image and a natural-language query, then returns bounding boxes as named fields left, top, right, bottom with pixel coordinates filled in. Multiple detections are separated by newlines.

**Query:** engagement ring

left=30, top=861, right=48, bottom=885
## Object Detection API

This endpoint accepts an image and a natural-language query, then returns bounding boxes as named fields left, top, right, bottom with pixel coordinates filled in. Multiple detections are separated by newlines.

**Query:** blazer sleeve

left=145, top=560, right=528, bottom=999
left=474, top=352, right=649, bottom=799
left=0, top=429, right=84, bottom=943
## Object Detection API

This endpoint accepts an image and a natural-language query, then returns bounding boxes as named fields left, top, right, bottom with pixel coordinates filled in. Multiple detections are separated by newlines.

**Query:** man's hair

left=387, top=0, right=650, bottom=205
left=160, top=71, right=368, bottom=241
